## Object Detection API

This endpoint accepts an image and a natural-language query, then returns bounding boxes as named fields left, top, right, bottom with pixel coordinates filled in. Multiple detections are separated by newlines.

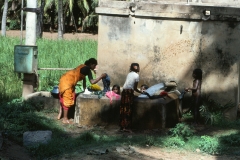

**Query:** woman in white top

left=120, top=63, right=143, bottom=132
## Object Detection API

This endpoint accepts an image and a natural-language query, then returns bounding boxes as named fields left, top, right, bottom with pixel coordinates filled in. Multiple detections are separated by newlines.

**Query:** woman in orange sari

left=58, top=58, right=106, bottom=124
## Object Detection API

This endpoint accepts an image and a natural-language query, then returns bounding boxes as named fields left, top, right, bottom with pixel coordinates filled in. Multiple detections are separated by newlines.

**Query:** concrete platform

left=23, top=91, right=180, bottom=129
left=75, top=93, right=180, bottom=129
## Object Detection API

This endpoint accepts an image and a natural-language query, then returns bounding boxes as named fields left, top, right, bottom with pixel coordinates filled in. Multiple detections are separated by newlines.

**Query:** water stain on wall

left=215, top=47, right=235, bottom=76
left=106, top=16, right=131, bottom=40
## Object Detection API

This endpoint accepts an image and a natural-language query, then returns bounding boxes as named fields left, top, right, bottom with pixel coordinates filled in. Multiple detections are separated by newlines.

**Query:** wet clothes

left=102, top=74, right=111, bottom=92
left=59, top=64, right=93, bottom=108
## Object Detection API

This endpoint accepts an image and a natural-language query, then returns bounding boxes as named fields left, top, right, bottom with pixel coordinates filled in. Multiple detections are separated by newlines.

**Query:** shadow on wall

left=179, top=21, right=240, bottom=104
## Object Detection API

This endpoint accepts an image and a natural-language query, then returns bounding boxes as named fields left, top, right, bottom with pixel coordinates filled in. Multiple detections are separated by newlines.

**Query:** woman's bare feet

left=120, top=128, right=133, bottom=133
left=57, top=113, right=62, bottom=120
left=62, top=119, right=74, bottom=124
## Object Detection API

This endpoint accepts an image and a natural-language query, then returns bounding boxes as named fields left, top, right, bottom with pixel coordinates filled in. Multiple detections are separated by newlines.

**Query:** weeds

left=219, top=133, right=240, bottom=146
left=145, top=135, right=156, bottom=146
left=162, top=137, right=185, bottom=148
left=199, top=136, right=220, bottom=154
left=169, top=123, right=194, bottom=140
left=199, top=94, right=235, bottom=126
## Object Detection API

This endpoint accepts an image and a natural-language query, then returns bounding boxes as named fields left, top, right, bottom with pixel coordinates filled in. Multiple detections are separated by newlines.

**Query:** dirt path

left=5, top=30, right=98, bottom=40
left=1, top=127, right=240, bottom=160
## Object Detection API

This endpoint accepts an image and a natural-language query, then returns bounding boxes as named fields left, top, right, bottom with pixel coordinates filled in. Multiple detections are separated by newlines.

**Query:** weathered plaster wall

left=96, top=1, right=240, bottom=105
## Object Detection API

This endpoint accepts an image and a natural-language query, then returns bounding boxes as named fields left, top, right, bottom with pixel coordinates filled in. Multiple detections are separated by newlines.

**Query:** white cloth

left=123, top=71, right=139, bottom=89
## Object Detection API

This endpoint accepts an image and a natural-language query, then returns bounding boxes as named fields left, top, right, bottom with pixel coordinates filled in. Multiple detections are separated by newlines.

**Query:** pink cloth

left=105, top=91, right=121, bottom=104
left=59, top=93, right=76, bottom=110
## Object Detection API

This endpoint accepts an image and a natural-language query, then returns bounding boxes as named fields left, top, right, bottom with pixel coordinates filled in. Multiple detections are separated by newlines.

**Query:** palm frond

left=69, top=0, right=73, bottom=12
left=44, top=0, right=54, bottom=12
left=83, top=0, right=90, bottom=13
left=77, top=0, right=87, bottom=17
left=91, top=0, right=98, bottom=10
left=82, top=13, right=98, bottom=31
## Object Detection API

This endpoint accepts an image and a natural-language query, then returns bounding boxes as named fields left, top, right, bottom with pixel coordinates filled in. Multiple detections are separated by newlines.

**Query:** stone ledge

left=24, top=91, right=60, bottom=110
left=96, top=1, right=240, bottom=21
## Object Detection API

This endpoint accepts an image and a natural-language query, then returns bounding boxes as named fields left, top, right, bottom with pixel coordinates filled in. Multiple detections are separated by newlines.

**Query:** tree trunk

left=58, top=0, right=63, bottom=39
left=1, top=0, right=8, bottom=36
left=36, top=0, right=45, bottom=38
left=11, top=0, right=16, bottom=11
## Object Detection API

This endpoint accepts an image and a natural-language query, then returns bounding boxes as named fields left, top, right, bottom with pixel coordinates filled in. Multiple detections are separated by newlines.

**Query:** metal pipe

left=20, top=0, right=24, bottom=44
left=22, top=0, right=37, bottom=98
left=238, top=62, right=240, bottom=114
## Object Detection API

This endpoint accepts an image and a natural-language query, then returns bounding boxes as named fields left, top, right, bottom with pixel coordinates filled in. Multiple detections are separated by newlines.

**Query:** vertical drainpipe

left=22, top=0, right=37, bottom=98
left=238, top=62, right=240, bottom=114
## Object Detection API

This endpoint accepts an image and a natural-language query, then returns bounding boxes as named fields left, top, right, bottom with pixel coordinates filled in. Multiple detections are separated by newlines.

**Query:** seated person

left=112, top=84, right=121, bottom=95
left=140, top=84, right=149, bottom=93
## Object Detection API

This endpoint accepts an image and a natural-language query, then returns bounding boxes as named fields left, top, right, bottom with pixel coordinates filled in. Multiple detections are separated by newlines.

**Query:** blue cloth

left=102, top=73, right=111, bottom=92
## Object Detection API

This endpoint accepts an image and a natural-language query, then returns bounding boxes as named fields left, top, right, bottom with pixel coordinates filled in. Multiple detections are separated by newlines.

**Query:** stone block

left=23, top=130, right=52, bottom=147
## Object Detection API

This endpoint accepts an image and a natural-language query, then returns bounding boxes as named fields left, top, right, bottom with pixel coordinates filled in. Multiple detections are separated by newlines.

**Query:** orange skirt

left=59, top=87, right=75, bottom=109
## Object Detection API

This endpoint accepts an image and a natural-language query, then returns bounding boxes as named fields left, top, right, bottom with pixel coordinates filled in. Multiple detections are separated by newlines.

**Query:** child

left=120, top=63, right=143, bottom=133
left=185, top=68, right=202, bottom=124
left=112, top=84, right=121, bottom=95
left=140, top=84, right=149, bottom=93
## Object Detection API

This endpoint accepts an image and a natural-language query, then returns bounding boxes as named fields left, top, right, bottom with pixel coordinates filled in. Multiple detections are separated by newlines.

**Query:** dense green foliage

left=0, top=36, right=97, bottom=101
left=1, top=0, right=99, bottom=33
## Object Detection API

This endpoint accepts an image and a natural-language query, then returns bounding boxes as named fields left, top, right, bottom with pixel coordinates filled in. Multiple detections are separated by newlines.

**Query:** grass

left=0, top=36, right=97, bottom=101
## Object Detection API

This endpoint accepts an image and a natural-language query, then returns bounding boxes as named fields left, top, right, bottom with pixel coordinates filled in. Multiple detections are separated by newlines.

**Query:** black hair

left=193, top=68, right=202, bottom=80
left=85, top=58, right=98, bottom=66
left=141, top=84, right=149, bottom=90
left=130, top=63, right=139, bottom=72
left=112, top=84, right=120, bottom=95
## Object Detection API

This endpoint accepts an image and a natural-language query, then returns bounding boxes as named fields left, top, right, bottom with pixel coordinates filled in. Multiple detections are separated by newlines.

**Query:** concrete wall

left=96, top=0, right=240, bottom=109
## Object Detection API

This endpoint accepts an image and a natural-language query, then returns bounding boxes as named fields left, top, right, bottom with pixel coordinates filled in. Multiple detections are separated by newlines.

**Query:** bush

left=200, top=94, right=235, bottom=126
left=199, top=136, right=219, bottom=154
left=145, top=135, right=156, bottom=146
left=9, top=20, right=20, bottom=30
left=169, top=123, right=194, bottom=140
left=162, top=137, right=185, bottom=148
